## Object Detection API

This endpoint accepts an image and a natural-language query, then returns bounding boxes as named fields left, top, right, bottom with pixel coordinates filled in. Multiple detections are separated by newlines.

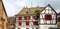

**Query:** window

left=33, top=16, right=36, bottom=20
left=18, top=16, right=22, bottom=20
left=24, top=16, right=30, bottom=20
left=33, top=21, right=36, bottom=25
left=8, top=21, right=10, bottom=23
left=26, top=22, right=29, bottom=26
left=18, top=22, right=22, bottom=26
left=18, top=28, right=20, bottom=29
left=36, top=28, right=38, bottom=29
left=32, top=28, right=38, bottom=29
left=33, top=21, right=38, bottom=25
left=44, top=14, right=52, bottom=20
left=26, top=28, right=29, bottom=29
left=32, top=28, right=34, bottom=29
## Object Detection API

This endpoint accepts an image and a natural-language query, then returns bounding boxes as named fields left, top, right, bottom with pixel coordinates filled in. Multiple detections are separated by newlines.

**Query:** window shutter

left=18, top=22, right=22, bottom=26
left=50, top=15, right=52, bottom=20
left=44, top=15, right=47, bottom=20
left=18, top=16, right=22, bottom=20
left=44, top=14, right=52, bottom=20
left=26, top=22, right=29, bottom=26
left=33, top=21, right=36, bottom=25
left=24, top=16, right=30, bottom=20
left=33, top=16, right=36, bottom=20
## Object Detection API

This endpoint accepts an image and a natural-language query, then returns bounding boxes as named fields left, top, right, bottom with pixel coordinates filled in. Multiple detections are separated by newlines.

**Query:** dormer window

left=26, top=12, right=28, bottom=14
left=35, top=10, right=40, bottom=13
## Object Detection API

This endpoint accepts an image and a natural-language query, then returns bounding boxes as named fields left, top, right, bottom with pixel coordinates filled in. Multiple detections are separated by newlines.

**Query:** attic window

left=26, top=12, right=28, bottom=14
left=44, top=14, right=52, bottom=20
left=35, top=11, right=37, bottom=13
left=35, top=10, right=40, bottom=13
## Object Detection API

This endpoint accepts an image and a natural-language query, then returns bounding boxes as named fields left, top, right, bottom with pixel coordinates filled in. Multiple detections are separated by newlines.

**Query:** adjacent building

left=15, top=4, right=57, bottom=29
left=7, top=17, right=15, bottom=29
left=0, top=0, right=7, bottom=29
left=57, top=13, right=60, bottom=27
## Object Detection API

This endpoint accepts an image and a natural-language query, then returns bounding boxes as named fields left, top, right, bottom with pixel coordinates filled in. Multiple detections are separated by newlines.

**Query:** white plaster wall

left=15, top=28, right=26, bottom=29
left=15, top=27, right=34, bottom=29
left=39, top=25, right=57, bottom=29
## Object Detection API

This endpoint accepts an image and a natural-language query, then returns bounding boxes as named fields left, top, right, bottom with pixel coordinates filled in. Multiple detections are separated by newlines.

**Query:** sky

left=2, top=0, right=60, bottom=17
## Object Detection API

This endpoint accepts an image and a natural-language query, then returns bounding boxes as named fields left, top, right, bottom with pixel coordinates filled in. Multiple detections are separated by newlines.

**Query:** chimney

left=25, top=6, right=28, bottom=8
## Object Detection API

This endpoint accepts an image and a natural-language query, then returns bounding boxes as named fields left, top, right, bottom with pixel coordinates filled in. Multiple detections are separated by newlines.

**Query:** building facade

left=15, top=14, right=39, bottom=29
left=0, top=0, right=7, bottom=29
left=7, top=17, right=15, bottom=29
left=15, top=4, right=57, bottom=29
left=39, top=4, right=57, bottom=29
left=57, top=13, right=60, bottom=27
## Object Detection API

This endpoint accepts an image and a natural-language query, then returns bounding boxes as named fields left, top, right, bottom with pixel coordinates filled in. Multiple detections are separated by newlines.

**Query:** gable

left=40, top=4, right=57, bottom=14
left=40, top=4, right=57, bottom=25
left=0, top=1, right=7, bottom=20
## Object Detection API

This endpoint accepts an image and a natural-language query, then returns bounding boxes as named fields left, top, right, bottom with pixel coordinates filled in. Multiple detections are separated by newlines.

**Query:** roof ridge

left=15, top=6, right=45, bottom=15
